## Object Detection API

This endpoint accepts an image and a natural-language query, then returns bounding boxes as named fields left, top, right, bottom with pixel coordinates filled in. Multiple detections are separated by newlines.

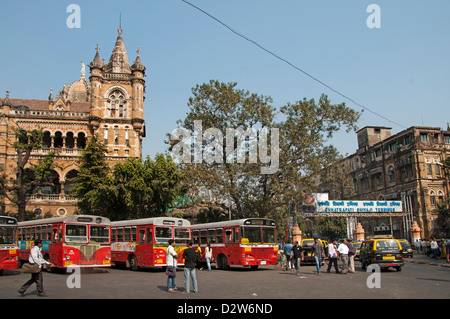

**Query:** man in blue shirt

left=283, top=240, right=293, bottom=271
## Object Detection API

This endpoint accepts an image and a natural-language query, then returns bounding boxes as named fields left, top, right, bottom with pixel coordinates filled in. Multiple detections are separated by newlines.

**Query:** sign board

left=301, top=200, right=405, bottom=217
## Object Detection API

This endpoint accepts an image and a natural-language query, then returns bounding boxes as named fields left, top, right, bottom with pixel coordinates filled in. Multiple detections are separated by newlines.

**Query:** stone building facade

left=342, top=126, right=450, bottom=239
left=0, top=28, right=146, bottom=218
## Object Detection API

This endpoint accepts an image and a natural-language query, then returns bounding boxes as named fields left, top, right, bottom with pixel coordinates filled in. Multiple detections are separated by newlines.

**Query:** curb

left=404, top=258, right=450, bottom=268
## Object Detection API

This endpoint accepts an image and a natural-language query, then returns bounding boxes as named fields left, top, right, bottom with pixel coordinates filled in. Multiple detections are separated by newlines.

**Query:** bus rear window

left=155, top=227, right=172, bottom=244
left=175, top=227, right=190, bottom=244
left=65, top=225, right=88, bottom=243
left=375, top=240, right=400, bottom=251
left=90, top=226, right=110, bottom=243
left=0, top=226, right=16, bottom=245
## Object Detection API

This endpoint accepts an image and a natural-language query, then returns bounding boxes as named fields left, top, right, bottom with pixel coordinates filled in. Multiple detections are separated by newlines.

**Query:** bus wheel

left=128, top=255, right=139, bottom=271
left=218, top=255, right=229, bottom=270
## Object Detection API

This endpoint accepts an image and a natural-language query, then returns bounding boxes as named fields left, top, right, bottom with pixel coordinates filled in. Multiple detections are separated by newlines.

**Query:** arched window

left=108, top=91, right=126, bottom=118
left=430, top=190, right=436, bottom=206
left=42, top=131, right=51, bottom=148
left=66, top=132, right=74, bottom=149
left=77, top=132, right=86, bottom=149
left=54, top=131, right=63, bottom=148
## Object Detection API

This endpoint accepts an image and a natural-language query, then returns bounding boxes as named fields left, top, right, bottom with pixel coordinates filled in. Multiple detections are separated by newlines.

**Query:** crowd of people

left=277, top=238, right=357, bottom=275
left=414, top=238, right=450, bottom=262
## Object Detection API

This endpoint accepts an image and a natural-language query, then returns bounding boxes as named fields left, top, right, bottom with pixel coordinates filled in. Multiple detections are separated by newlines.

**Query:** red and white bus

left=191, top=218, right=278, bottom=270
left=111, top=217, right=191, bottom=271
left=18, top=215, right=111, bottom=269
left=0, top=216, right=19, bottom=274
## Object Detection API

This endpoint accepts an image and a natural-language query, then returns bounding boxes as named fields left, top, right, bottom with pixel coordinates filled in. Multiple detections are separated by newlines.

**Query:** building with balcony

left=0, top=27, right=146, bottom=218
left=341, top=125, right=450, bottom=239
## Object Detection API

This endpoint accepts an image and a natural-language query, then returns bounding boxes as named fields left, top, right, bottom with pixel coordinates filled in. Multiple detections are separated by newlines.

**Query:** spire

left=105, top=26, right=131, bottom=74
left=131, top=46, right=146, bottom=73
left=89, top=44, right=103, bottom=69
left=2, top=90, right=12, bottom=107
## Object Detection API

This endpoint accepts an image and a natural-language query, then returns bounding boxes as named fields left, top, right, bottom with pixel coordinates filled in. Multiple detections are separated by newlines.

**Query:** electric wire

left=181, top=0, right=407, bottom=129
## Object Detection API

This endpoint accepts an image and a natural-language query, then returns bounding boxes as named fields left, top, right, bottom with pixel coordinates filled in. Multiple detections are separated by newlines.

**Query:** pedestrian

left=421, top=239, right=427, bottom=255
left=291, top=241, right=303, bottom=276
left=414, top=239, right=420, bottom=253
left=347, top=238, right=356, bottom=273
left=166, top=239, right=178, bottom=293
left=430, top=238, right=439, bottom=259
left=205, top=243, right=213, bottom=271
left=18, top=239, right=54, bottom=297
left=338, top=239, right=349, bottom=274
left=283, top=240, right=293, bottom=271
left=182, top=242, right=198, bottom=294
left=327, top=239, right=340, bottom=274
left=446, top=239, right=450, bottom=264
left=312, top=238, right=325, bottom=275
left=195, top=245, right=203, bottom=270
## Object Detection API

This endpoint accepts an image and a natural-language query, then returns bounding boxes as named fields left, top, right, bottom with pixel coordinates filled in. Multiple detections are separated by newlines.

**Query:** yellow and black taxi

left=398, top=239, right=413, bottom=258
left=300, top=238, right=328, bottom=265
left=359, top=237, right=404, bottom=271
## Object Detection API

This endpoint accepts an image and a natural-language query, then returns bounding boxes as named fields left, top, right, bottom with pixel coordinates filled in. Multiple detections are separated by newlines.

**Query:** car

left=398, top=239, right=413, bottom=258
left=300, top=238, right=328, bottom=265
left=359, top=237, right=404, bottom=271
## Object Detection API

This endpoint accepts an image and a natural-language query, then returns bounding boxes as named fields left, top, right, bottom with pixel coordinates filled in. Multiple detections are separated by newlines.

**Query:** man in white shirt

left=326, top=239, right=340, bottom=273
left=166, top=239, right=178, bottom=292
left=338, top=239, right=349, bottom=274
left=18, top=239, right=54, bottom=297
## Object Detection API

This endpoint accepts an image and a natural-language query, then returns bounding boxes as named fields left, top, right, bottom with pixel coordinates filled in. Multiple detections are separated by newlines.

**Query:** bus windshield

left=262, top=228, right=276, bottom=243
left=155, top=226, right=172, bottom=244
left=65, top=225, right=88, bottom=243
left=175, top=227, right=190, bottom=244
left=0, top=226, right=15, bottom=245
left=241, top=227, right=261, bottom=244
left=90, top=226, right=110, bottom=243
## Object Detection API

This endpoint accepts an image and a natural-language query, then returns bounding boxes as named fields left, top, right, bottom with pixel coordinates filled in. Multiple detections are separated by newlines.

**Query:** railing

left=27, top=194, right=79, bottom=202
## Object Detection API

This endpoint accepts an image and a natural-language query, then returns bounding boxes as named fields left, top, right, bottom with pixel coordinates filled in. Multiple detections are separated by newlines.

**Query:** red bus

left=0, top=216, right=19, bottom=274
left=191, top=218, right=278, bottom=270
left=111, top=217, right=191, bottom=271
left=18, top=215, right=111, bottom=269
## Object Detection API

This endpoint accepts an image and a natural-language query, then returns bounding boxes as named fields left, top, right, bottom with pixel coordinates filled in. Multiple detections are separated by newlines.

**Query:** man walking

left=312, top=238, right=325, bottom=275
left=18, top=239, right=54, bottom=297
left=283, top=241, right=293, bottom=271
left=182, top=242, right=198, bottom=294
left=166, top=239, right=178, bottom=292
left=347, top=238, right=356, bottom=273
left=327, top=239, right=340, bottom=274
left=291, top=241, right=303, bottom=276
left=338, top=239, right=349, bottom=274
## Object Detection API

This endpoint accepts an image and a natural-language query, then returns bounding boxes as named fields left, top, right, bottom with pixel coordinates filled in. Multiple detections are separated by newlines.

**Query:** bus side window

left=192, top=230, right=199, bottom=244
left=111, top=228, right=116, bottom=242
left=58, top=228, right=63, bottom=243
left=146, top=228, right=153, bottom=244
left=208, top=229, right=216, bottom=244
left=233, top=228, right=240, bottom=244
left=139, top=229, right=145, bottom=244
left=217, top=228, right=223, bottom=243
left=225, top=229, right=232, bottom=244
left=52, top=229, right=57, bottom=243
left=200, top=230, right=207, bottom=244
left=47, top=225, right=52, bottom=241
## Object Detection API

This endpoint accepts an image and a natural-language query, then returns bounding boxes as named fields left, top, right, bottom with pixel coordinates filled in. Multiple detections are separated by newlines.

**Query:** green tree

left=70, top=134, right=111, bottom=216
left=0, top=128, right=55, bottom=221
left=169, top=80, right=360, bottom=221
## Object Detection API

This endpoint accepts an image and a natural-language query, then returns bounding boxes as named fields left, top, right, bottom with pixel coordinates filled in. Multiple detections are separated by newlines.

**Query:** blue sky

left=1, top=0, right=449, bottom=158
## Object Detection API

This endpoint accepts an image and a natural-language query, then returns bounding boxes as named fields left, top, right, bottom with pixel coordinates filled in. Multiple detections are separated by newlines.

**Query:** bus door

left=51, top=225, right=63, bottom=266
left=137, top=226, right=152, bottom=266
left=226, top=227, right=240, bottom=265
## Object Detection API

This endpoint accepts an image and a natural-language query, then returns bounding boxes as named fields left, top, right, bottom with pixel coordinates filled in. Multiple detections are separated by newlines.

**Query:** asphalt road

left=1, top=260, right=449, bottom=300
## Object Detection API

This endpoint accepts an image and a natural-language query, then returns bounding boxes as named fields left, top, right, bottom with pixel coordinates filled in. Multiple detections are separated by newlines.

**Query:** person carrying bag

left=18, top=239, right=54, bottom=297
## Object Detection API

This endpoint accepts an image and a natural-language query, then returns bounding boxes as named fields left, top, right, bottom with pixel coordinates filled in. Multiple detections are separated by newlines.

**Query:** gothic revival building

left=0, top=28, right=146, bottom=217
